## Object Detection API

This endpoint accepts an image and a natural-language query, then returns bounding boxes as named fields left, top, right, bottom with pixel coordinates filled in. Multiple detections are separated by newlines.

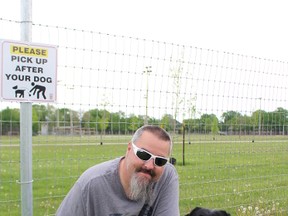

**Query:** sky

left=1, top=0, right=288, bottom=62
left=1, top=0, right=288, bottom=120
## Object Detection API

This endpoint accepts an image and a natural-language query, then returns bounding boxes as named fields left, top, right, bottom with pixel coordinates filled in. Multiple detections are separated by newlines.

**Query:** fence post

left=20, top=0, right=33, bottom=215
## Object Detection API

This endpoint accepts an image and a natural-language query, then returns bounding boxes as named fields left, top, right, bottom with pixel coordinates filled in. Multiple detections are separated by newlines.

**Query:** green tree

left=98, top=109, right=110, bottom=139
left=211, top=116, right=219, bottom=139
left=82, top=109, right=99, bottom=134
left=32, top=107, right=39, bottom=135
left=0, top=107, right=20, bottom=135
left=270, top=107, right=288, bottom=135
left=160, top=114, right=174, bottom=132
left=183, top=118, right=200, bottom=134
left=221, top=111, right=242, bottom=134
left=127, top=114, right=143, bottom=133
left=32, top=104, right=52, bottom=135
left=110, top=111, right=126, bottom=134
left=251, top=109, right=266, bottom=135
left=200, top=114, right=217, bottom=134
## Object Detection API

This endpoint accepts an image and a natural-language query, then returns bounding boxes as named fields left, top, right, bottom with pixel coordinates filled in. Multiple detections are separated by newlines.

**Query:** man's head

left=122, top=125, right=172, bottom=202
left=131, top=125, right=172, bottom=154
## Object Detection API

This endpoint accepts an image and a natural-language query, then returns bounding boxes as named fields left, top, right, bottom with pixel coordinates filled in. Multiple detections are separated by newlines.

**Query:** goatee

left=129, top=169, right=155, bottom=202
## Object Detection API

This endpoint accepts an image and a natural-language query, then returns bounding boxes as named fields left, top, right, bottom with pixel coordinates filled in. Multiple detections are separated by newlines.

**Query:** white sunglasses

left=131, top=142, right=169, bottom=167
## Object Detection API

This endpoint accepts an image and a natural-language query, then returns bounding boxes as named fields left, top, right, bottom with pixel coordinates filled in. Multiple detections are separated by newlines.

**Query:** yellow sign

left=10, top=45, right=48, bottom=57
left=1, top=40, right=57, bottom=102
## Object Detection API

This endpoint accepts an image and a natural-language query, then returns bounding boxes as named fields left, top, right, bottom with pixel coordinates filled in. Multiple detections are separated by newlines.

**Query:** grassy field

left=0, top=134, right=287, bottom=215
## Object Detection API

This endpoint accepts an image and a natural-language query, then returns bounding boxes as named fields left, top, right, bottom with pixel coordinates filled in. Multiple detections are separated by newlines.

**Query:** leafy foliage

left=1, top=106, right=288, bottom=135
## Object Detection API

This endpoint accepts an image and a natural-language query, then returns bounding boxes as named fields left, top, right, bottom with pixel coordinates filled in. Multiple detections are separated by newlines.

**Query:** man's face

left=125, top=131, right=170, bottom=201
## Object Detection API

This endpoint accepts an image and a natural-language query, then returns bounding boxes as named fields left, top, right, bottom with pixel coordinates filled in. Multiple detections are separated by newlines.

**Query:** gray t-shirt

left=56, top=157, right=179, bottom=216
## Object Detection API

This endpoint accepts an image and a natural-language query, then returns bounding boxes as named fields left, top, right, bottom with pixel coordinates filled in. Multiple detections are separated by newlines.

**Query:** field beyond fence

left=0, top=134, right=287, bottom=215
left=1, top=17, right=288, bottom=215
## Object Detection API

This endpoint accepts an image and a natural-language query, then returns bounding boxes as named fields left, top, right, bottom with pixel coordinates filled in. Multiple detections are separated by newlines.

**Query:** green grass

left=0, top=134, right=287, bottom=215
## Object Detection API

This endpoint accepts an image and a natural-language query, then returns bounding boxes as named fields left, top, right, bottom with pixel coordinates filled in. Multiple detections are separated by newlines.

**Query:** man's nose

left=144, top=158, right=155, bottom=169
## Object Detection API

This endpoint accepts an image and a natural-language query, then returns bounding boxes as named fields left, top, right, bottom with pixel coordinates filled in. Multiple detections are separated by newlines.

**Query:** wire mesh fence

left=0, top=18, right=288, bottom=215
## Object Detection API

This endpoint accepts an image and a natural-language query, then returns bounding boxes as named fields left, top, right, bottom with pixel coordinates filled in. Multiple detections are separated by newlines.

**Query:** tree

left=82, top=109, right=100, bottom=134
left=200, top=114, right=217, bottom=134
left=183, top=118, right=200, bottom=133
left=127, top=114, right=143, bottom=133
left=32, top=104, right=55, bottom=134
left=211, top=116, right=219, bottom=139
left=270, top=107, right=288, bottom=135
left=221, top=111, right=242, bottom=134
left=110, top=111, right=125, bottom=134
left=0, top=107, right=20, bottom=135
left=98, top=109, right=110, bottom=138
left=32, top=106, right=39, bottom=135
left=251, top=109, right=265, bottom=135
left=160, top=114, right=174, bottom=132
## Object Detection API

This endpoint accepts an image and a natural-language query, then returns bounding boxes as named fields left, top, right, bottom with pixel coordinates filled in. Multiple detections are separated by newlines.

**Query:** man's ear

left=127, top=142, right=132, bottom=151
left=124, top=142, right=132, bottom=158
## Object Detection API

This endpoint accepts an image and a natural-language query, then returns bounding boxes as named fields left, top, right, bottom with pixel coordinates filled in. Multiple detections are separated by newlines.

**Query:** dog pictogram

left=12, top=85, right=25, bottom=98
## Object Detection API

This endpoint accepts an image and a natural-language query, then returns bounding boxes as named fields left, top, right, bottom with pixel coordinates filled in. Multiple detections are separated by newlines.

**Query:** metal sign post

left=20, top=0, right=33, bottom=215
left=0, top=1, right=57, bottom=214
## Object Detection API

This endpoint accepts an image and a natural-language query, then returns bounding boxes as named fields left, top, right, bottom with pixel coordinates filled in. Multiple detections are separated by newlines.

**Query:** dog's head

left=185, top=207, right=231, bottom=216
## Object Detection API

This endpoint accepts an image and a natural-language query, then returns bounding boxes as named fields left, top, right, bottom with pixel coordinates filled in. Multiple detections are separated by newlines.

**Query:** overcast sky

left=1, top=0, right=288, bottom=62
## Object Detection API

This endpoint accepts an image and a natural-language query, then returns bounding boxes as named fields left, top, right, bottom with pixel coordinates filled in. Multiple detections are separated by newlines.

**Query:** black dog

left=185, top=207, right=231, bottom=216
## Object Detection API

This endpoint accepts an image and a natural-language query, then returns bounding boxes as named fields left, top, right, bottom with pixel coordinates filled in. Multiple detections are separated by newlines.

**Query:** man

left=56, top=125, right=180, bottom=216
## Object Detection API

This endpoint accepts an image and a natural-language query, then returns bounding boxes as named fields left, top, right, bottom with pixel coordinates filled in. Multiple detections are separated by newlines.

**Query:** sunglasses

left=131, top=142, right=169, bottom=167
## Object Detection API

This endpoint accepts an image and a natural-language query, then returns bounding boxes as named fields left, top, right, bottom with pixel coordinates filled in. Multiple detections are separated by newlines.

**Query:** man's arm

left=56, top=182, right=86, bottom=216
left=153, top=165, right=180, bottom=216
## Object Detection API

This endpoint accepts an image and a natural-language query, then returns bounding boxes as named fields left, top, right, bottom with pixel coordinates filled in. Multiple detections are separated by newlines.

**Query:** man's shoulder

left=164, top=162, right=178, bottom=175
left=157, top=162, right=179, bottom=185
left=77, top=157, right=122, bottom=186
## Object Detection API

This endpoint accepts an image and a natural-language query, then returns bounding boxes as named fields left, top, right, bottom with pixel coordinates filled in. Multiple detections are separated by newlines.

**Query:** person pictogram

left=29, top=82, right=46, bottom=99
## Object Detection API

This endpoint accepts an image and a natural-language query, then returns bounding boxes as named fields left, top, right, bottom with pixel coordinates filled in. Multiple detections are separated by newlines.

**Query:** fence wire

left=0, top=18, right=287, bottom=215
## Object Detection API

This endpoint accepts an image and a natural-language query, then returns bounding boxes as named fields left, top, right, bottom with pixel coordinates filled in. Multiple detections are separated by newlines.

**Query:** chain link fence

left=0, top=18, right=287, bottom=215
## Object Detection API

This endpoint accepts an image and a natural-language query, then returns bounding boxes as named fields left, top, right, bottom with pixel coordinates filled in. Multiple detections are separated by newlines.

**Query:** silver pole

left=20, top=103, right=33, bottom=216
left=20, top=0, right=33, bottom=216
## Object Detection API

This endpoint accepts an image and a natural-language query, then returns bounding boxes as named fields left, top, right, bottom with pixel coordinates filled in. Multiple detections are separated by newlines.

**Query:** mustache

left=136, top=167, right=156, bottom=178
